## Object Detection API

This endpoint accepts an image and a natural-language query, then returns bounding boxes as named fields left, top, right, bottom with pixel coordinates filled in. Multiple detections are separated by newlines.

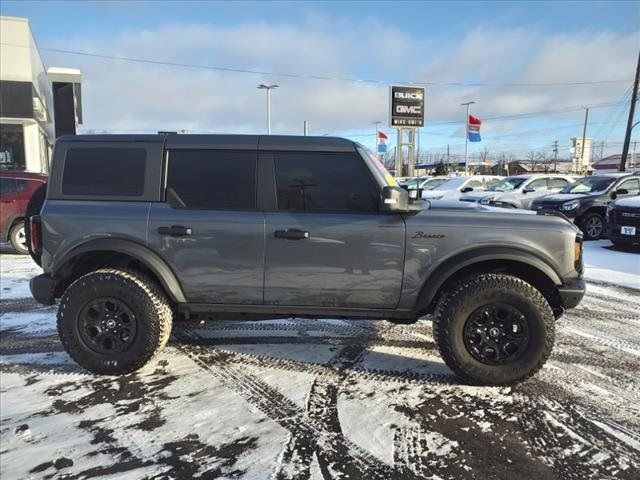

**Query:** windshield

left=486, top=177, right=527, bottom=192
left=433, top=177, right=466, bottom=190
left=560, top=176, right=616, bottom=194
left=420, top=177, right=449, bottom=190
left=356, top=145, right=397, bottom=187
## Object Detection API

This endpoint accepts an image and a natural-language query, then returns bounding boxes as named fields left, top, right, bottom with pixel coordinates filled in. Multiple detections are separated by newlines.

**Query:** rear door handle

left=274, top=229, right=310, bottom=240
left=158, top=225, right=192, bottom=237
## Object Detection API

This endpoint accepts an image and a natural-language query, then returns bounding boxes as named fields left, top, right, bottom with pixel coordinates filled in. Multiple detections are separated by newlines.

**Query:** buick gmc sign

left=390, top=86, right=425, bottom=127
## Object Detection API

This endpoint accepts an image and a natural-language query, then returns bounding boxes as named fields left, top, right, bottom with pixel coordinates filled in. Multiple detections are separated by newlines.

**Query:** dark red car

left=1, top=171, right=47, bottom=254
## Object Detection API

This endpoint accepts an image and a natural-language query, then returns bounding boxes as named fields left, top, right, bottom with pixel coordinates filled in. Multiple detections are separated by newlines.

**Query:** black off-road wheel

left=581, top=212, right=605, bottom=240
left=433, top=273, right=555, bottom=385
left=58, top=269, right=173, bottom=375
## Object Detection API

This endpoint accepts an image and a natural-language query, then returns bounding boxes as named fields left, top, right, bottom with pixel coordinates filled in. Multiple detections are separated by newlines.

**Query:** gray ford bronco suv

left=29, top=134, right=585, bottom=385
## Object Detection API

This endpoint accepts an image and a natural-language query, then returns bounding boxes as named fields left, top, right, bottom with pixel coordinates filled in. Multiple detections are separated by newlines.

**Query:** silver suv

left=461, top=174, right=576, bottom=209
left=28, top=134, right=585, bottom=385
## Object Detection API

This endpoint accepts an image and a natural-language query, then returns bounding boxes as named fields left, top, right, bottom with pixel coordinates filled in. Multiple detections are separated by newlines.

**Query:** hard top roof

left=56, top=134, right=357, bottom=152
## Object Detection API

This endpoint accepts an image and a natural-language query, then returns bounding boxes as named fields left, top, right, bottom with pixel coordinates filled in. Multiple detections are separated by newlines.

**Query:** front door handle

left=158, top=225, right=192, bottom=237
left=274, top=229, right=310, bottom=240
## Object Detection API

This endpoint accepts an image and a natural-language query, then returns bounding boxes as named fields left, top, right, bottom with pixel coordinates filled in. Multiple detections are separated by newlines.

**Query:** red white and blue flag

left=468, top=115, right=482, bottom=142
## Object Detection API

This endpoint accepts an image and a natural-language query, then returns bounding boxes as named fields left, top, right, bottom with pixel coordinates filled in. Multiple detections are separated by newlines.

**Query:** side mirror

left=523, top=186, right=535, bottom=193
left=461, top=186, right=474, bottom=193
left=615, top=188, right=629, bottom=198
left=381, top=186, right=409, bottom=213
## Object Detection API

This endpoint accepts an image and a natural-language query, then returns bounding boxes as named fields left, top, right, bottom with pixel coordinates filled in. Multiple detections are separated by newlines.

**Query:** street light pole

left=257, top=84, right=279, bottom=134
left=461, top=101, right=476, bottom=175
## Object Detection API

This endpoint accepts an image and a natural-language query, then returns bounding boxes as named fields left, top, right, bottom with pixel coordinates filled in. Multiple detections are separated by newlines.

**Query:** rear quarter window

left=62, top=148, right=146, bottom=196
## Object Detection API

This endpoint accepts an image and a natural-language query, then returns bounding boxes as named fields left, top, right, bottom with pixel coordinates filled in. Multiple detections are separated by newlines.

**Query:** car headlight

left=560, top=200, right=580, bottom=211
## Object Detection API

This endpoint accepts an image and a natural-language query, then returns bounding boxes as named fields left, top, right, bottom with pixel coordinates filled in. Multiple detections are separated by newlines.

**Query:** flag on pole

left=377, top=131, right=388, bottom=141
left=468, top=115, right=482, bottom=142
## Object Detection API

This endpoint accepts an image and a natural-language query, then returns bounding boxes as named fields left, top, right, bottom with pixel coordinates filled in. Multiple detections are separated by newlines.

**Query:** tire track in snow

left=174, top=330, right=419, bottom=480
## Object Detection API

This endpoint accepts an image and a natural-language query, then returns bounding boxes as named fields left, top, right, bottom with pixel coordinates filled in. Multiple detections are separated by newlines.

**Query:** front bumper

left=557, top=277, right=586, bottom=310
left=608, top=224, right=640, bottom=245
left=30, top=274, right=56, bottom=305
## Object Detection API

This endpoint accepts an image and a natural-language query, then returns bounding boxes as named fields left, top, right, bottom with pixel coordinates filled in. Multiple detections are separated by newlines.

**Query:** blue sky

left=2, top=0, right=639, bottom=160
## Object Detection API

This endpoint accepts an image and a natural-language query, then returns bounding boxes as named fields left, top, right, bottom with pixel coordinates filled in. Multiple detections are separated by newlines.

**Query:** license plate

left=621, top=226, right=636, bottom=235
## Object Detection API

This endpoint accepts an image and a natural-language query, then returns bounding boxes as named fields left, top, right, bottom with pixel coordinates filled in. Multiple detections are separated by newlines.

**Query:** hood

left=613, top=196, right=640, bottom=208
left=408, top=199, right=579, bottom=234
left=459, top=192, right=493, bottom=202
left=426, top=199, right=537, bottom=215
left=533, top=193, right=596, bottom=204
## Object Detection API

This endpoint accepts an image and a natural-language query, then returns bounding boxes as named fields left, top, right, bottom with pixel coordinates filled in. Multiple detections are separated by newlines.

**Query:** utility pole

left=620, top=50, right=640, bottom=172
left=461, top=101, right=476, bottom=175
left=580, top=107, right=589, bottom=174
left=552, top=140, right=558, bottom=172
left=303, top=120, right=308, bottom=136
left=257, top=84, right=279, bottom=134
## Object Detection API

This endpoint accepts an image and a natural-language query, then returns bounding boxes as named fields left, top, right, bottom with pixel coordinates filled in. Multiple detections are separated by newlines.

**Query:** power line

left=0, top=41, right=633, bottom=88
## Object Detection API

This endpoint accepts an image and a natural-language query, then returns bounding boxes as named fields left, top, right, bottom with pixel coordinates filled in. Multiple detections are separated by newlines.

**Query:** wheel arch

left=52, top=238, right=187, bottom=304
left=415, top=247, right=564, bottom=317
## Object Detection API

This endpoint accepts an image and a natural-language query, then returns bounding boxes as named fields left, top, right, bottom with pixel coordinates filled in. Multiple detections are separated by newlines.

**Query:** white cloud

left=41, top=20, right=638, bottom=144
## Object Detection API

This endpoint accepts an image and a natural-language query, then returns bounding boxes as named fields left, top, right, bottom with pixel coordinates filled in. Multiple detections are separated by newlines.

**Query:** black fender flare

left=415, top=246, right=563, bottom=311
left=53, top=238, right=187, bottom=303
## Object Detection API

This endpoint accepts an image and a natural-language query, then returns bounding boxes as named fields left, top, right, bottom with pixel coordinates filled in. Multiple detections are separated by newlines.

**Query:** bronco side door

left=262, top=148, right=406, bottom=309
left=147, top=140, right=264, bottom=305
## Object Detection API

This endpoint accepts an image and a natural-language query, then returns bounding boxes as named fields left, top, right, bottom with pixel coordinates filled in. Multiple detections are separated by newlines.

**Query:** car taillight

left=30, top=215, right=42, bottom=255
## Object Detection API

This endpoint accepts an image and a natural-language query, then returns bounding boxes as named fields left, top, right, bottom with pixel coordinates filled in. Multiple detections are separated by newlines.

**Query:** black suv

left=531, top=173, right=640, bottom=240
left=607, top=196, right=640, bottom=248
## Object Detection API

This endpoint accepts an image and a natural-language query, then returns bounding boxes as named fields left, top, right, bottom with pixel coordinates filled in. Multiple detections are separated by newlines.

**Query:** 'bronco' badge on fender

left=412, top=231, right=445, bottom=239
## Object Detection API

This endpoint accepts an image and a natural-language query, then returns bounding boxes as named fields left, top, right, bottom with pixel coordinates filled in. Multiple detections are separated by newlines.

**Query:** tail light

left=30, top=215, right=42, bottom=255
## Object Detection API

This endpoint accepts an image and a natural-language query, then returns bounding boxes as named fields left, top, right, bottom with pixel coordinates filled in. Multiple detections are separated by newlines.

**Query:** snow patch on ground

left=583, top=240, right=640, bottom=289
left=0, top=254, right=41, bottom=300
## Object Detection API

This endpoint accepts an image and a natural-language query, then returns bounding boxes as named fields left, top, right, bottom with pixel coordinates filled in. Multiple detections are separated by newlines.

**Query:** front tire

left=58, top=269, right=173, bottom=375
left=433, top=274, right=554, bottom=385
left=9, top=221, right=28, bottom=255
left=581, top=212, right=605, bottom=240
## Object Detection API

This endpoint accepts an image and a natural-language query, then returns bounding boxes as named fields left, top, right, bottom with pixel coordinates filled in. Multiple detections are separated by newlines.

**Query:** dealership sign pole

left=390, top=86, right=425, bottom=177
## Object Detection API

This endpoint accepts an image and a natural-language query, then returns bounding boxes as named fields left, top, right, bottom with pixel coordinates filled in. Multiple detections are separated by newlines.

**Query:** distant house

left=591, top=154, right=639, bottom=174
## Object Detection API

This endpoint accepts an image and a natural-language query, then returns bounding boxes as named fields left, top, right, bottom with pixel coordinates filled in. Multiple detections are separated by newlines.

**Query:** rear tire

left=9, top=221, right=28, bottom=255
left=58, top=268, right=173, bottom=375
left=433, top=273, right=555, bottom=385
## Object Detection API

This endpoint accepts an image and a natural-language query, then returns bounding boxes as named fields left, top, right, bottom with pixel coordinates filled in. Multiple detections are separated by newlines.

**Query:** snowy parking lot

left=1, top=242, right=639, bottom=479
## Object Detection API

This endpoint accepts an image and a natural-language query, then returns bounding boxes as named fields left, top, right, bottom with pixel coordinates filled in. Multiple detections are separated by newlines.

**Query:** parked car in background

left=531, top=173, right=640, bottom=240
left=461, top=174, right=576, bottom=210
left=0, top=171, right=47, bottom=254
left=607, top=196, right=640, bottom=248
left=400, top=176, right=450, bottom=192
left=421, top=175, right=501, bottom=201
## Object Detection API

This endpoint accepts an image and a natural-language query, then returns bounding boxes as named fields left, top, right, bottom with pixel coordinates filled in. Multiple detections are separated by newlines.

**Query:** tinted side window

left=0, top=178, right=16, bottom=195
left=528, top=178, right=548, bottom=190
left=167, top=150, right=256, bottom=210
left=618, top=179, right=640, bottom=194
left=15, top=179, right=27, bottom=192
left=466, top=179, right=484, bottom=188
left=62, top=148, right=146, bottom=196
left=549, top=178, right=569, bottom=188
left=275, top=152, right=379, bottom=212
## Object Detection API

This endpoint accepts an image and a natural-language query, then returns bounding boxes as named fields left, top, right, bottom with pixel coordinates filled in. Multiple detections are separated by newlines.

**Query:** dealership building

left=0, top=16, right=82, bottom=173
